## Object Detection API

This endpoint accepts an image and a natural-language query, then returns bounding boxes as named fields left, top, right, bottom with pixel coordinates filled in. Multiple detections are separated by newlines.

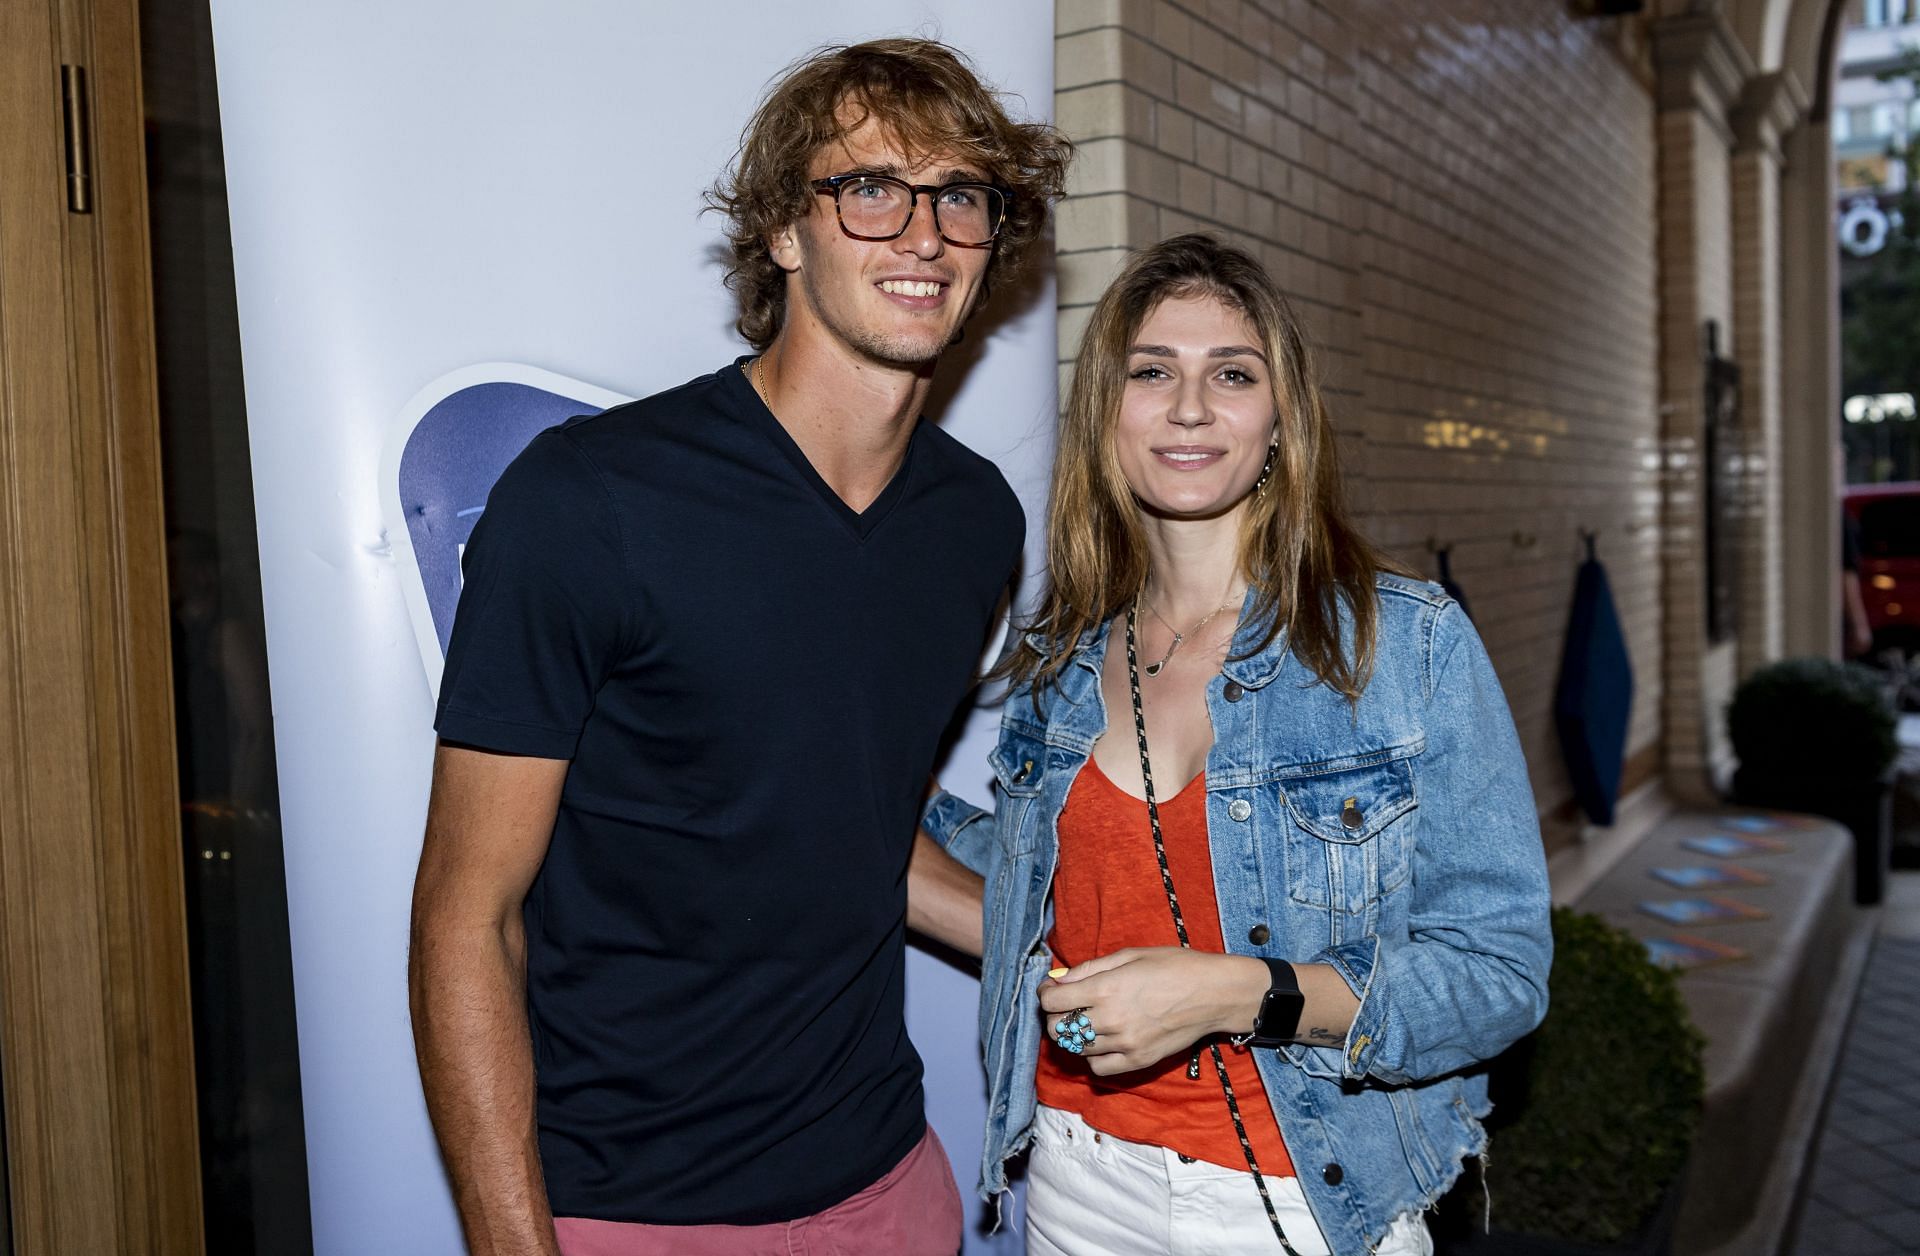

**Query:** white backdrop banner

left=207, top=5, right=1056, bottom=1251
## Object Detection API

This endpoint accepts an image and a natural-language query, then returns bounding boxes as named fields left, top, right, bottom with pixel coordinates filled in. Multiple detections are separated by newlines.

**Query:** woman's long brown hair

left=1010, top=233, right=1398, bottom=702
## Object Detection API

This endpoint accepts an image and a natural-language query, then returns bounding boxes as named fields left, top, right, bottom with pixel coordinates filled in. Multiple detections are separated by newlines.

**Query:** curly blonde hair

left=708, top=39, right=1072, bottom=349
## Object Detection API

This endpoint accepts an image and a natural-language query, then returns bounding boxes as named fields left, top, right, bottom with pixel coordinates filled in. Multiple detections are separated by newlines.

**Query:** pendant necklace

left=1138, top=584, right=1240, bottom=678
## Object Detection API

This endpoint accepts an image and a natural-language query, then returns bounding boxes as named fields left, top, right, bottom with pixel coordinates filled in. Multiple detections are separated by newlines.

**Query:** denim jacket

left=921, top=574, right=1552, bottom=1256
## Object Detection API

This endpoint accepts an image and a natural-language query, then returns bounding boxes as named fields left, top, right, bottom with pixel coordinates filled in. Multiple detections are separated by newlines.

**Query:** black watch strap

left=1243, top=958, right=1304, bottom=1047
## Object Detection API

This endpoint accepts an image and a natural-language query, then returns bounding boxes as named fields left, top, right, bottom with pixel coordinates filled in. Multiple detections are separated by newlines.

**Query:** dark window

left=1859, top=495, right=1920, bottom=557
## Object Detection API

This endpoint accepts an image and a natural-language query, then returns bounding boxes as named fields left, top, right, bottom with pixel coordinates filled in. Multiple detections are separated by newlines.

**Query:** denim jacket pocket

left=989, top=724, right=1049, bottom=855
left=1278, top=750, right=1418, bottom=913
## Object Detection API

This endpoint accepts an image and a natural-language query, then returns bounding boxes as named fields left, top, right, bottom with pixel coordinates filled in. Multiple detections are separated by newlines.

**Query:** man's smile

left=877, top=279, right=947, bottom=296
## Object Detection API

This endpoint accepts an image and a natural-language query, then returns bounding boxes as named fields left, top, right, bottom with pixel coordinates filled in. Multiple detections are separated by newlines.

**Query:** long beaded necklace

left=1125, top=602, right=1301, bottom=1255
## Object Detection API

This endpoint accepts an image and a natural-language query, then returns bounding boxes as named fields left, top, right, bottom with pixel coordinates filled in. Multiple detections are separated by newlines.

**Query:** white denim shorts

left=1024, top=1104, right=1432, bottom=1256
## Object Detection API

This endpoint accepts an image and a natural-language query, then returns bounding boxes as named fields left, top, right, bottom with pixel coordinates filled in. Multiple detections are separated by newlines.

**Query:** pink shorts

left=552, top=1123, right=963, bottom=1256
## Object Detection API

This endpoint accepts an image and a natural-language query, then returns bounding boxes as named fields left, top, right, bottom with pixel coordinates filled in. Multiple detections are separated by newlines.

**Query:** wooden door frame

left=0, top=0, right=205, bottom=1250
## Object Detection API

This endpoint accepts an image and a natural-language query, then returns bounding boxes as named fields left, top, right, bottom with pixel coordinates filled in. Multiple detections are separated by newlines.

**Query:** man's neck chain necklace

left=749, top=356, right=772, bottom=410
left=1138, top=585, right=1240, bottom=678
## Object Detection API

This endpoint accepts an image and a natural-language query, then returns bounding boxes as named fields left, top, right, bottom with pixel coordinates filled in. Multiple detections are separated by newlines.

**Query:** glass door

left=140, top=0, right=313, bottom=1249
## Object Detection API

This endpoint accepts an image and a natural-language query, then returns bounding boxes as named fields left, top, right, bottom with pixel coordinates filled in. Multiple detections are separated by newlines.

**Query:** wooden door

left=0, top=0, right=205, bottom=1250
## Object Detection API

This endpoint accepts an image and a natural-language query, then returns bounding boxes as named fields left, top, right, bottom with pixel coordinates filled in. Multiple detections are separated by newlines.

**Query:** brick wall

left=1053, top=0, right=1664, bottom=841
left=1655, top=106, right=1739, bottom=798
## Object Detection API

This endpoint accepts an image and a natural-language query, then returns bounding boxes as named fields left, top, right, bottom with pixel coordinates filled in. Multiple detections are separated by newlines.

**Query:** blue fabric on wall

left=1435, top=547, right=1473, bottom=622
left=1554, top=537, right=1633, bottom=825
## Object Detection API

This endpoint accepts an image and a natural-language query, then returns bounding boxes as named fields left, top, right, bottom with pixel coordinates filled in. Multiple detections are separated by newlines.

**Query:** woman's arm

left=1035, top=950, right=1359, bottom=1076
left=1312, top=601, right=1554, bottom=1086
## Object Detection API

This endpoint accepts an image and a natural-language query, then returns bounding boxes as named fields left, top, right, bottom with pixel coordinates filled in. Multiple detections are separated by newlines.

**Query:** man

left=408, top=38, right=1069, bottom=1256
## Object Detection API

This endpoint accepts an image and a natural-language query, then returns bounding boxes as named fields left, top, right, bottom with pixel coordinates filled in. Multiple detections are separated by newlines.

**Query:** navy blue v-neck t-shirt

left=434, top=359, right=1023, bottom=1225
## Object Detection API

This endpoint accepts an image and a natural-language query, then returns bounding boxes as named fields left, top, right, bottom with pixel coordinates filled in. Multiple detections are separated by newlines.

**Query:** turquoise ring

left=1052, top=1009, right=1096, bottom=1055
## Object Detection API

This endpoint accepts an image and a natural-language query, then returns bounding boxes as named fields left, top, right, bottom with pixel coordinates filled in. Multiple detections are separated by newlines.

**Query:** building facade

left=1050, top=0, right=1848, bottom=855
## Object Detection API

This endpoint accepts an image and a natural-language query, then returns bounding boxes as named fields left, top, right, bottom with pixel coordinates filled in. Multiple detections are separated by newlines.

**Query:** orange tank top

left=1035, top=757, right=1294, bottom=1177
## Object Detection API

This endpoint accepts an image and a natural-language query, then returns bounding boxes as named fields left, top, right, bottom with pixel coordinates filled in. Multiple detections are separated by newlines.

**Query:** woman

left=923, top=235, right=1552, bottom=1256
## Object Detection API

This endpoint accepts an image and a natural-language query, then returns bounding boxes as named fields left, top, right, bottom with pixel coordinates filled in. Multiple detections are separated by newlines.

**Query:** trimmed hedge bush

left=1727, top=657, right=1897, bottom=782
left=1481, top=907, right=1706, bottom=1245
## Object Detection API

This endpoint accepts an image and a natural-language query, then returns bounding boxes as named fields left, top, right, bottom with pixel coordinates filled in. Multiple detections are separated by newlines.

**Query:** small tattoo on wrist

left=1303, top=1027, right=1342, bottom=1046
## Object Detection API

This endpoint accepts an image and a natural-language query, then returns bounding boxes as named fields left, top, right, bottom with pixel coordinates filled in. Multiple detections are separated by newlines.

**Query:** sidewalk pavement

left=1784, top=870, right=1920, bottom=1255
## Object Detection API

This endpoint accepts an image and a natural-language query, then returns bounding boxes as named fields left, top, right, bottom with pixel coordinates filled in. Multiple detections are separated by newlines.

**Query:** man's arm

left=409, top=743, right=569, bottom=1256
left=907, top=830, right=984, bottom=958
left=1843, top=568, right=1874, bottom=656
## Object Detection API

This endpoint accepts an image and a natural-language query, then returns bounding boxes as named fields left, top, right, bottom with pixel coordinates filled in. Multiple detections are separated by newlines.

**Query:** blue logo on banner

left=383, top=365, right=632, bottom=693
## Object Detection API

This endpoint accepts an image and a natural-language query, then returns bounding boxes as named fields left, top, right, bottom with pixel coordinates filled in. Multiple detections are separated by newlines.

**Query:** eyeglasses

left=810, top=173, right=1010, bottom=247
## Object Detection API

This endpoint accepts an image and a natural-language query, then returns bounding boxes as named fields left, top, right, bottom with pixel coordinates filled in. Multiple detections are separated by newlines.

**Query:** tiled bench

left=1571, top=809, right=1867, bottom=1255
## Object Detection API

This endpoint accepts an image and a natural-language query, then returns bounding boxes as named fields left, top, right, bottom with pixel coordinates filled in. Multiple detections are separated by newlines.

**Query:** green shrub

left=1726, top=657, right=1898, bottom=781
left=1481, top=907, right=1706, bottom=1245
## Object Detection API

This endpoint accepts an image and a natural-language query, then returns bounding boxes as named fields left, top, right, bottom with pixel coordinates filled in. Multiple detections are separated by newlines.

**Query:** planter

left=1730, top=768, right=1895, bottom=905
left=1725, top=659, right=1898, bottom=902
left=1431, top=1169, right=1684, bottom=1256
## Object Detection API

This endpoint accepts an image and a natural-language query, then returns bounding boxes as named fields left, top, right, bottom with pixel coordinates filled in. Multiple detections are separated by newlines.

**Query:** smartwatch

left=1240, top=958, right=1304, bottom=1047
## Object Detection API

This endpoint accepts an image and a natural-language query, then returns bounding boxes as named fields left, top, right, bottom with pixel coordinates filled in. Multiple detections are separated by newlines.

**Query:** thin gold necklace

left=1138, top=584, right=1240, bottom=678
left=749, top=356, right=772, bottom=409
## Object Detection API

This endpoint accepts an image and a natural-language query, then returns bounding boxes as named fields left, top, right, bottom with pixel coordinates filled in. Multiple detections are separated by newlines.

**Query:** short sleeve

left=434, top=427, right=633, bottom=759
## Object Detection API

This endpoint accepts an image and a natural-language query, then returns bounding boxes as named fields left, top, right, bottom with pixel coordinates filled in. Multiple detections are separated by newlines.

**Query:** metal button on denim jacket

left=923, top=575, right=1553, bottom=1256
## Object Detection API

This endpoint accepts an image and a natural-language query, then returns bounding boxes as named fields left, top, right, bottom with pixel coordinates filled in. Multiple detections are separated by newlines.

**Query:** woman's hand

left=1038, top=948, right=1269, bottom=1077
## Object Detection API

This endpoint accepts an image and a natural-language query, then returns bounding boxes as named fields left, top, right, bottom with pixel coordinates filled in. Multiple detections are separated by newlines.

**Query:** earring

left=1253, top=441, right=1277, bottom=494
